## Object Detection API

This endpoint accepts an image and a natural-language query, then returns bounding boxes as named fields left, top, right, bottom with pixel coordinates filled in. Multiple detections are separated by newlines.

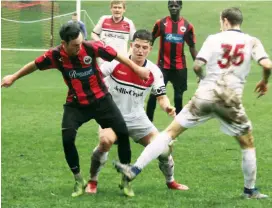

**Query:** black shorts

left=62, top=93, right=128, bottom=136
left=161, top=68, right=187, bottom=92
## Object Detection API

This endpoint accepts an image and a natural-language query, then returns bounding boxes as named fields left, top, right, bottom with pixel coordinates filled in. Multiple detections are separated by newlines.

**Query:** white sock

left=242, top=148, right=256, bottom=189
left=134, top=131, right=172, bottom=169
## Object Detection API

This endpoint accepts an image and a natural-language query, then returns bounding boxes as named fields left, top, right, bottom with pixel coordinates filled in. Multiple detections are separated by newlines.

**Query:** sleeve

left=151, top=66, right=166, bottom=97
left=92, top=16, right=104, bottom=35
left=89, top=41, right=117, bottom=62
left=100, top=61, right=116, bottom=77
left=251, top=38, right=269, bottom=63
left=151, top=19, right=161, bottom=44
left=196, top=35, right=213, bottom=63
left=184, top=23, right=196, bottom=47
left=34, top=50, right=57, bottom=70
left=79, top=21, right=88, bottom=40
left=129, top=20, right=136, bottom=40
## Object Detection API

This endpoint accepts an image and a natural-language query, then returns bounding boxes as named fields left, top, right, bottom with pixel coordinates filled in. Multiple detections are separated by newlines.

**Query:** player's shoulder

left=99, top=15, right=112, bottom=22
left=146, top=59, right=162, bottom=76
left=123, top=16, right=134, bottom=24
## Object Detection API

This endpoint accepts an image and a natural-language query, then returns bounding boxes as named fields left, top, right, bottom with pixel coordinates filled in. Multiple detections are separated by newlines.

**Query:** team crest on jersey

left=122, top=24, right=129, bottom=29
left=83, top=56, right=92, bottom=64
left=180, top=26, right=186, bottom=33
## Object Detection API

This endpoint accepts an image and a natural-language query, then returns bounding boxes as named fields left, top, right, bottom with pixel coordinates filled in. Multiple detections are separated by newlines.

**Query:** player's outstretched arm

left=255, top=58, right=272, bottom=97
left=115, top=53, right=150, bottom=80
left=1, top=61, right=37, bottom=88
left=157, top=95, right=176, bottom=117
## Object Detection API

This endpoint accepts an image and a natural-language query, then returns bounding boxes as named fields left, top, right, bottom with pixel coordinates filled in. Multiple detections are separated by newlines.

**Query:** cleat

left=113, top=161, right=141, bottom=181
left=71, top=179, right=87, bottom=197
left=85, top=180, right=98, bottom=194
left=167, top=181, right=189, bottom=191
left=243, top=187, right=268, bottom=199
left=119, top=175, right=135, bottom=197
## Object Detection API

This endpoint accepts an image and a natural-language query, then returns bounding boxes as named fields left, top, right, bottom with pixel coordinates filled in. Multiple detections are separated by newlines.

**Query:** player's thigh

left=126, top=114, right=158, bottom=144
left=175, top=97, right=212, bottom=131
left=169, top=68, right=187, bottom=92
left=214, top=103, right=252, bottom=137
left=94, top=94, right=128, bottom=135
left=62, top=105, right=93, bottom=130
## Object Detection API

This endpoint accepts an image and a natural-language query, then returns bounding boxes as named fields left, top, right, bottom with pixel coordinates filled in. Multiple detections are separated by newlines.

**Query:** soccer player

left=68, top=12, right=88, bottom=40
left=146, top=0, right=197, bottom=122
left=85, top=29, right=189, bottom=196
left=1, top=22, right=149, bottom=197
left=114, top=7, right=272, bottom=199
left=91, top=0, right=136, bottom=56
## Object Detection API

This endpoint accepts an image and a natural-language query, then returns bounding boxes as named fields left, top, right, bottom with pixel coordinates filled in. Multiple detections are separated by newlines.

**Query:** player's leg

left=237, top=132, right=267, bottom=199
left=146, top=68, right=169, bottom=121
left=214, top=101, right=268, bottom=199
left=62, top=105, right=92, bottom=197
left=94, top=94, right=131, bottom=163
left=170, top=69, right=187, bottom=114
left=86, top=127, right=115, bottom=194
left=114, top=97, right=212, bottom=181
left=133, top=116, right=188, bottom=190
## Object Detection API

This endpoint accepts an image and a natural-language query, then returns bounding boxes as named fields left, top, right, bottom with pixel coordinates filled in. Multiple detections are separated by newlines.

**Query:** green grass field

left=1, top=1, right=272, bottom=208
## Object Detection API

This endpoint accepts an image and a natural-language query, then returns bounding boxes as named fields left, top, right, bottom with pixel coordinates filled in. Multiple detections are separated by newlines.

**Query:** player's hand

left=166, top=106, right=176, bottom=117
left=1, top=75, right=16, bottom=88
left=254, top=80, right=268, bottom=98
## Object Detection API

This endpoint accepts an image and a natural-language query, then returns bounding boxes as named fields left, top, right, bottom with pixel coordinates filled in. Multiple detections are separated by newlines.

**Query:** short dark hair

left=221, top=7, right=243, bottom=26
left=133, top=29, right=152, bottom=43
left=168, top=0, right=182, bottom=6
left=59, top=22, right=81, bottom=43
left=72, top=12, right=77, bottom=16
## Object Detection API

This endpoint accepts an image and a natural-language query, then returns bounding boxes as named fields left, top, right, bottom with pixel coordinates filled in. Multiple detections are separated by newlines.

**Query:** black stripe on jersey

left=170, top=21, right=178, bottom=69
left=69, top=56, right=96, bottom=104
left=52, top=49, right=76, bottom=97
left=151, top=22, right=159, bottom=46
left=110, top=75, right=147, bottom=90
left=159, top=18, right=167, bottom=68
left=102, top=29, right=130, bottom=34
left=83, top=42, right=108, bottom=96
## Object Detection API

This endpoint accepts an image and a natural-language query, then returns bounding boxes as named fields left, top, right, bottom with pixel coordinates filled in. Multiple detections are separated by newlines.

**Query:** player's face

left=63, top=33, right=83, bottom=56
left=131, top=38, right=152, bottom=62
left=168, top=2, right=181, bottom=16
left=111, top=3, right=125, bottom=19
left=72, top=15, right=78, bottom=22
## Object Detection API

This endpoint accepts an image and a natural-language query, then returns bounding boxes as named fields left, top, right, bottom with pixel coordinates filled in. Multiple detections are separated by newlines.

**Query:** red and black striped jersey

left=35, top=41, right=117, bottom=106
left=152, top=16, right=196, bottom=70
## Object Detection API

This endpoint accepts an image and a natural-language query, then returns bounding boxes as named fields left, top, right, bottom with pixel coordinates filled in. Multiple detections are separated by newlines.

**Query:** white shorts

left=175, top=86, right=252, bottom=137
left=125, top=114, right=157, bottom=142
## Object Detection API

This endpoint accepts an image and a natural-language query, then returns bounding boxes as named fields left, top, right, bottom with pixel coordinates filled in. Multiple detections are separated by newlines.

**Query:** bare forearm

left=115, top=53, right=149, bottom=79
left=193, top=58, right=206, bottom=79
left=91, top=32, right=101, bottom=41
left=157, top=95, right=171, bottom=112
left=189, top=47, right=198, bottom=60
left=13, top=61, right=37, bottom=80
left=259, top=58, right=272, bottom=82
left=262, top=68, right=271, bottom=83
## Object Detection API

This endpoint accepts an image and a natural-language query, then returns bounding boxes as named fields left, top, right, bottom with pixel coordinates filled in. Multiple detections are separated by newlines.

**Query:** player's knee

left=237, top=131, right=255, bottom=149
left=62, top=128, right=77, bottom=146
left=99, top=128, right=116, bottom=152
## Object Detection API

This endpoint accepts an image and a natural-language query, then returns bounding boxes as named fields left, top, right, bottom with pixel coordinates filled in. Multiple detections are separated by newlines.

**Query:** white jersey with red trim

left=197, top=30, right=268, bottom=94
left=93, top=15, right=136, bottom=55
left=100, top=59, right=166, bottom=119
